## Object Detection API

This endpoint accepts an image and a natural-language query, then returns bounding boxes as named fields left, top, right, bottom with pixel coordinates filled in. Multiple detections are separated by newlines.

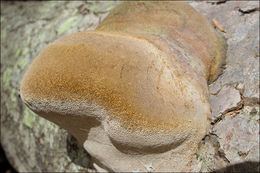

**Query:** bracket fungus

left=20, top=2, right=226, bottom=172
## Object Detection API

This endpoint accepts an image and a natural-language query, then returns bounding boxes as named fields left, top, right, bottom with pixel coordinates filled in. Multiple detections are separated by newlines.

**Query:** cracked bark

left=190, top=1, right=259, bottom=172
left=238, top=7, right=260, bottom=15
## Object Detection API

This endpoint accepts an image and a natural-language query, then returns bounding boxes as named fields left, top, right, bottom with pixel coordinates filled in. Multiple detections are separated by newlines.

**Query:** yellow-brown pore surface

left=21, top=32, right=192, bottom=132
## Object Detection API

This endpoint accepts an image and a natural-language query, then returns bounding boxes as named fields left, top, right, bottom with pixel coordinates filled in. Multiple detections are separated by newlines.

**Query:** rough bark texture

left=1, top=1, right=259, bottom=172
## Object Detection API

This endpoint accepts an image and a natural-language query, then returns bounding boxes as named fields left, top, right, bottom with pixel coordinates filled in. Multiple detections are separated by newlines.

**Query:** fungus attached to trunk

left=20, top=1, right=225, bottom=172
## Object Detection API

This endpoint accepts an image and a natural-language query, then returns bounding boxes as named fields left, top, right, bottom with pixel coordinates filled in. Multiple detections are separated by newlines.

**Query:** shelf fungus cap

left=20, top=30, right=211, bottom=171
left=20, top=2, right=226, bottom=172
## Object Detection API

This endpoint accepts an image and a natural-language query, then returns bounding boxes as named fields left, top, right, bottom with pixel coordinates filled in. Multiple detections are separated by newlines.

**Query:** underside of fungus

left=20, top=2, right=225, bottom=172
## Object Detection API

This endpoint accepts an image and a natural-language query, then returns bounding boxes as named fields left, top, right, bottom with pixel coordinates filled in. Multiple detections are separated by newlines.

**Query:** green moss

left=22, top=47, right=29, bottom=56
left=250, top=107, right=259, bottom=121
left=72, top=9, right=78, bottom=16
left=10, top=89, right=17, bottom=103
left=88, top=2, right=117, bottom=13
left=23, top=38, right=31, bottom=47
left=16, top=58, right=28, bottom=69
left=2, top=68, right=12, bottom=89
left=1, top=29, right=7, bottom=40
left=0, top=16, right=5, bottom=23
left=23, top=107, right=36, bottom=128
left=39, top=33, right=46, bottom=43
left=38, top=2, right=55, bottom=14
left=14, top=49, right=21, bottom=58
left=58, top=17, right=77, bottom=35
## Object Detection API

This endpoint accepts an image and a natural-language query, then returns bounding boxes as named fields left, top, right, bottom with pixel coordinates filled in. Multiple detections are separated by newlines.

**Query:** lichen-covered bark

left=1, top=1, right=259, bottom=172
left=1, top=1, right=120, bottom=172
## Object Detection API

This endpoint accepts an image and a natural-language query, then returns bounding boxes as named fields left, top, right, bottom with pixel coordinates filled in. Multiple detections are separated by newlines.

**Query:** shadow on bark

left=213, top=161, right=259, bottom=173
left=66, top=134, right=91, bottom=170
left=0, top=143, right=17, bottom=173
